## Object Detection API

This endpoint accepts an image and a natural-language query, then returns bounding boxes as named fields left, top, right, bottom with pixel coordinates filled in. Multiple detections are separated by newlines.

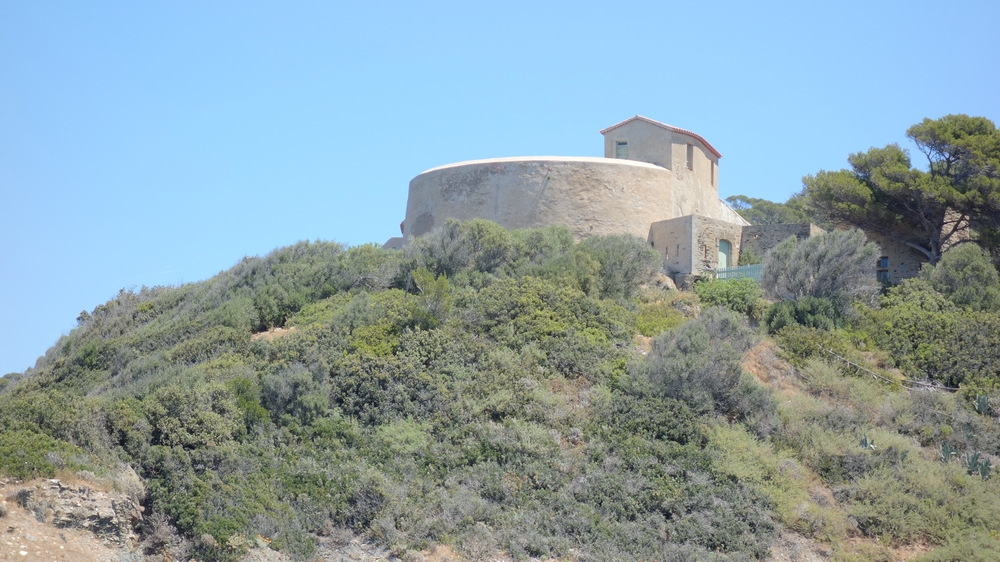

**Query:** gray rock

left=7, top=481, right=141, bottom=548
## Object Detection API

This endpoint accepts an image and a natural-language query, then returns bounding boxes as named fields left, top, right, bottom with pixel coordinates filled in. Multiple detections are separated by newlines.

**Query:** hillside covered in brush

left=3, top=219, right=1000, bottom=562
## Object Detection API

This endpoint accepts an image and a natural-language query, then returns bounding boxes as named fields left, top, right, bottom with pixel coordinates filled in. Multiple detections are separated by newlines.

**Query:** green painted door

left=718, top=240, right=731, bottom=269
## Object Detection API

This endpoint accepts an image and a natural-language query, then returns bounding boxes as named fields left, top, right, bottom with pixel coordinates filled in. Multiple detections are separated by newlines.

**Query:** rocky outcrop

left=8, top=478, right=142, bottom=549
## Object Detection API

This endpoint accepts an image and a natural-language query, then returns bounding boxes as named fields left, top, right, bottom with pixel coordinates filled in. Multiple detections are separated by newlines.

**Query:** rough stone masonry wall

left=692, top=216, right=744, bottom=274
left=740, top=224, right=825, bottom=262
left=865, top=232, right=927, bottom=283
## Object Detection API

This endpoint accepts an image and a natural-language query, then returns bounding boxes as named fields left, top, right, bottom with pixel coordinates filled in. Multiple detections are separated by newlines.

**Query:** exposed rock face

left=9, top=478, right=141, bottom=549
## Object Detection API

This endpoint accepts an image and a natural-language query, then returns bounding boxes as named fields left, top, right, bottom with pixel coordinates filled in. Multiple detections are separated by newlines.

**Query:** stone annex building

left=385, top=116, right=924, bottom=285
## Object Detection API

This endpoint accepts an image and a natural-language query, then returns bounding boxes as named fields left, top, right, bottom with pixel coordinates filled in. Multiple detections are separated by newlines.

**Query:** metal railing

left=714, top=264, right=763, bottom=282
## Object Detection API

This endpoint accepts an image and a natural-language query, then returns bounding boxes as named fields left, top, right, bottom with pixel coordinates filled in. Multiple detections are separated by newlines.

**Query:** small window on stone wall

left=616, top=141, right=628, bottom=159
left=711, top=161, right=715, bottom=186
left=877, top=256, right=889, bottom=282
left=686, top=144, right=694, bottom=171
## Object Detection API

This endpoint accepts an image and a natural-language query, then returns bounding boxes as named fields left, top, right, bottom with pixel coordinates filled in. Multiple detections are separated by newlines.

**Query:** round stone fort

left=390, top=116, right=744, bottom=245
left=403, top=155, right=720, bottom=240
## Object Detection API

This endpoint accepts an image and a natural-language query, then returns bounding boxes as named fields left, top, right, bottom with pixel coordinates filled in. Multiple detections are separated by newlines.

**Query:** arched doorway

left=718, top=240, right=731, bottom=269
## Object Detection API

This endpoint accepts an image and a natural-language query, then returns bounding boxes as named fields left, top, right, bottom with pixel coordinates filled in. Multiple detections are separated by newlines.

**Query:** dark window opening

left=877, top=256, right=890, bottom=282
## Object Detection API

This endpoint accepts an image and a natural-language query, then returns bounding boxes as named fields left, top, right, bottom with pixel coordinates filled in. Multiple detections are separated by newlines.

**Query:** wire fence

left=819, top=346, right=959, bottom=393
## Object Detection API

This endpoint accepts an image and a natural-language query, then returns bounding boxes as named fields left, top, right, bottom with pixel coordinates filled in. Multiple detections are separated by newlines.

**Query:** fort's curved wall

left=404, top=156, right=719, bottom=240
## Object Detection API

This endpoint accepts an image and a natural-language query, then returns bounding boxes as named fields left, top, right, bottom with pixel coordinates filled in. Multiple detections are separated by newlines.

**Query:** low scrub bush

left=0, top=429, right=89, bottom=479
left=636, top=300, right=687, bottom=336
left=848, top=461, right=1000, bottom=545
left=577, top=234, right=662, bottom=301
left=643, top=308, right=778, bottom=434
left=708, top=423, right=847, bottom=541
left=762, top=228, right=881, bottom=313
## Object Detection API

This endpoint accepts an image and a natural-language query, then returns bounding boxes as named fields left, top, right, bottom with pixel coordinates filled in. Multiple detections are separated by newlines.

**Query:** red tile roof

left=599, top=115, right=722, bottom=159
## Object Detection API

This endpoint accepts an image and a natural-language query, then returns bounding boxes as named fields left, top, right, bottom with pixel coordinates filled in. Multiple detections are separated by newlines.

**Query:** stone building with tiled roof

left=386, top=116, right=822, bottom=284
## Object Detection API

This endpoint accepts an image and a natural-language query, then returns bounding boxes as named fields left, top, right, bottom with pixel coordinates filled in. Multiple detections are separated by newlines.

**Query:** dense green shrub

left=693, top=277, right=766, bottom=318
left=636, top=300, right=687, bottom=337
left=642, top=308, right=778, bottom=435
left=262, top=364, right=330, bottom=425
left=920, top=243, right=1000, bottom=312
left=862, top=278, right=1000, bottom=387
left=772, top=325, right=863, bottom=369
left=143, top=382, right=244, bottom=448
left=764, top=296, right=841, bottom=334
left=406, top=218, right=515, bottom=279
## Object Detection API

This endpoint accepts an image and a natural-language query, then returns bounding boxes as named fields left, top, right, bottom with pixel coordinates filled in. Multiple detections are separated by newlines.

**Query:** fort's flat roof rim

left=417, top=156, right=666, bottom=176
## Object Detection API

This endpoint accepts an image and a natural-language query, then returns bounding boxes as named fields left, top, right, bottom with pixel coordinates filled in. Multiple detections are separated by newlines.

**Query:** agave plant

left=963, top=451, right=982, bottom=472
left=961, top=451, right=994, bottom=479
left=979, top=458, right=993, bottom=480
left=939, top=443, right=958, bottom=463
left=976, top=394, right=990, bottom=416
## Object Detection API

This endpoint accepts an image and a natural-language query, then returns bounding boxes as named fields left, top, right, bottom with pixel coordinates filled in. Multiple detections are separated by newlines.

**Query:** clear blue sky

left=2, top=0, right=997, bottom=375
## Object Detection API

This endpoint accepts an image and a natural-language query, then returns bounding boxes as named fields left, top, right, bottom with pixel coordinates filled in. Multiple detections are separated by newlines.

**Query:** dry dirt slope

left=1, top=477, right=128, bottom=562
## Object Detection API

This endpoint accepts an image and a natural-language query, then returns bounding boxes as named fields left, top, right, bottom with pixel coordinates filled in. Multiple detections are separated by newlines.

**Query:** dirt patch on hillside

left=744, top=340, right=800, bottom=396
left=632, top=334, right=652, bottom=356
left=767, top=531, right=831, bottom=561
left=251, top=326, right=297, bottom=341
